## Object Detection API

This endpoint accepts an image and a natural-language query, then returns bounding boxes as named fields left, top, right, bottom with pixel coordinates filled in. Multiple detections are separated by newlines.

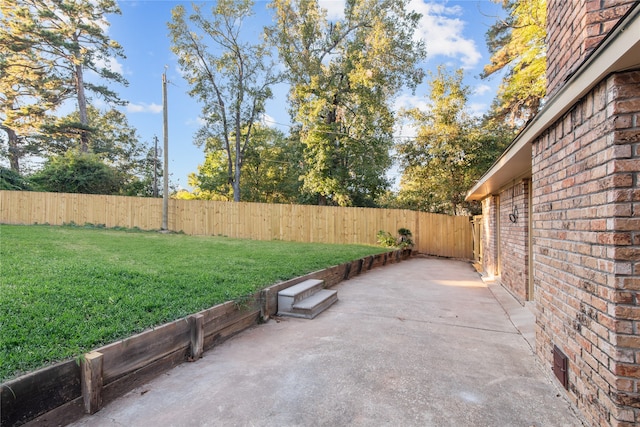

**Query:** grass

left=0, top=224, right=386, bottom=382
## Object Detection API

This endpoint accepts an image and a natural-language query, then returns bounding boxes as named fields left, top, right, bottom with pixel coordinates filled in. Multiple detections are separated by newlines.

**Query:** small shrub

left=397, top=228, right=414, bottom=249
left=377, top=230, right=396, bottom=247
left=377, top=228, right=414, bottom=249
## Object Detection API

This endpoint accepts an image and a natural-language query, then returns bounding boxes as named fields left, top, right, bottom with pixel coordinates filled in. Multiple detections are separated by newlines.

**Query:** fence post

left=81, top=351, right=103, bottom=414
left=260, top=289, right=270, bottom=322
left=189, top=314, right=204, bottom=361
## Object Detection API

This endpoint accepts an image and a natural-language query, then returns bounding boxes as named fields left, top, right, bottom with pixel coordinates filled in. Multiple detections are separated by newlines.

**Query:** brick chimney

left=546, top=0, right=636, bottom=97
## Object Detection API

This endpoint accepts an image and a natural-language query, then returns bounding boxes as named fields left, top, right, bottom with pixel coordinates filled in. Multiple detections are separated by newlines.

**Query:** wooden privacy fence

left=0, top=190, right=473, bottom=259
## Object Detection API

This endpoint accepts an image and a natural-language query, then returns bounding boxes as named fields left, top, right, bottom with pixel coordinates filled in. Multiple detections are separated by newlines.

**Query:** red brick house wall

left=546, top=0, right=636, bottom=98
left=533, top=70, right=640, bottom=426
left=499, top=180, right=530, bottom=303
left=467, top=1, right=640, bottom=426
left=533, top=2, right=640, bottom=426
left=546, top=0, right=587, bottom=97
left=470, top=0, right=638, bottom=425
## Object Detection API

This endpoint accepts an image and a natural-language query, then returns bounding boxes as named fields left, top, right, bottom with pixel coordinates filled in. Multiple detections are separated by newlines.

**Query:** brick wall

left=546, top=0, right=636, bottom=97
left=499, top=180, right=531, bottom=303
left=533, top=70, right=640, bottom=427
left=481, top=196, right=499, bottom=278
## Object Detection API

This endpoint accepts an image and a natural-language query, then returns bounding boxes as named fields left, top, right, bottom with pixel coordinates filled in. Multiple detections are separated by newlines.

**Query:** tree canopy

left=267, top=0, right=426, bottom=206
left=0, top=0, right=127, bottom=172
left=395, top=67, right=511, bottom=215
left=482, top=0, right=546, bottom=125
left=0, top=0, right=66, bottom=172
left=38, top=106, right=158, bottom=195
left=31, top=150, right=123, bottom=194
left=169, top=0, right=279, bottom=202
left=186, top=124, right=304, bottom=203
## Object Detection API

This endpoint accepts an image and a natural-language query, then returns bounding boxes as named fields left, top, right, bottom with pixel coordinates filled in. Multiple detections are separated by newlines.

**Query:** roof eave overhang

left=466, top=4, right=640, bottom=201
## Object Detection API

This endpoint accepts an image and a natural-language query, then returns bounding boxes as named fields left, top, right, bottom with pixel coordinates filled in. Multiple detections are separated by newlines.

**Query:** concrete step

left=280, top=289, right=338, bottom=319
left=277, top=279, right=325, bottom=313
left=277, top=279, right=338, bottom=319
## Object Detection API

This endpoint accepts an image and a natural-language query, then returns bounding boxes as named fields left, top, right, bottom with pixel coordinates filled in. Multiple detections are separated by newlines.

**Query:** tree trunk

left=76, top=63, right=89, bottom=152
left=233, top=130, right=242, bottom=202
left=5, top=127, right=21, bottom=173
left=316, top=101, right=339, bottom=206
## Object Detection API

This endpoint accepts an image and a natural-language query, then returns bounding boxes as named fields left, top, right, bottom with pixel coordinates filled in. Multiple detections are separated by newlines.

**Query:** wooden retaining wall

left=0, top=250, right=411, bottom=427
left=0, top=191, right=473, bottom=259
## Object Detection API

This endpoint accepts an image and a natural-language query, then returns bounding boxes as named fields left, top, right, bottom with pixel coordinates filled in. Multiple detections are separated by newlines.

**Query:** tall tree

left=40, top=107, right=142, bottom=167
left=482, top=0, right=546, bottom=125
left=396, top=67, right=510, bottom=215
left=267, top=0, right=425, bottom=206
left=169, top=0, right=279, bottom=202
left=0, top=0, right=127, bottom=154
left=0, top=0, right=67, bottom=172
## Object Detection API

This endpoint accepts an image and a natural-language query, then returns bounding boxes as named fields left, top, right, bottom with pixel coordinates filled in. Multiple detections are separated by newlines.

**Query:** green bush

left=31, top=150, right=123, bottom=194
left=376, top=230, right=396, bottom=247
left=377, top=228, right=414, bottom=249
left=0, top=167, right=33, bottom=190
left=397, top=228, right=414, bottom=249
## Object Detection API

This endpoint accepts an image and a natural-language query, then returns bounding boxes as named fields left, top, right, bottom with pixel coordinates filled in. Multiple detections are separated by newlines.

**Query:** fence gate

left=471, top=215, right=483, bottom=266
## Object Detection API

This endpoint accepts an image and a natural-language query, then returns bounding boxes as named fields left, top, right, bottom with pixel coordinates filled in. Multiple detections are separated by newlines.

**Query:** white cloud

left=474, top=84, right=492, bottom=96
left=93, top=56, right=125, bottom=76
left=392, top=94, right=430, bottom=141
left=410, top=0, right=482, bottom=68
left=126, top=102, right=163, bottom=114
left=394, top=120, right=419, bottom=141
left=468, top=102, right=488, bottom=117
left=187, top=117, right=206, bottom=127
left=393, top=93, right=429, bottom=113
left=174, top=62, right=186, bottom=79
left=319, top=0, right=345, bottom=20
left=261, top=113, right=276, bottom=128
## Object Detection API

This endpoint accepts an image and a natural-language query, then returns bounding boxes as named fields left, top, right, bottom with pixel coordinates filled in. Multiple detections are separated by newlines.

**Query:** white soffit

left=466, top=5, right=640, bottom=201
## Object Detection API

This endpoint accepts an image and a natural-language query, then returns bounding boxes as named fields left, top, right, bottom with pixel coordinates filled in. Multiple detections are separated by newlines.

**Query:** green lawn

left=0, top=224, right=386, bottom=382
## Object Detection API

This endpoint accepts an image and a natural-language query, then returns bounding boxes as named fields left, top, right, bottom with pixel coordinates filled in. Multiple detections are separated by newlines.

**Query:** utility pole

left=162, top=68, right=169, bottom=231
left=153, top=135, right=159, bottom=198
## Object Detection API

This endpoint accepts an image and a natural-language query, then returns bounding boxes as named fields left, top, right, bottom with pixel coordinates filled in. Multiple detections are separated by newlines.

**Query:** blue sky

left=101, top=0, right=505, bottom=190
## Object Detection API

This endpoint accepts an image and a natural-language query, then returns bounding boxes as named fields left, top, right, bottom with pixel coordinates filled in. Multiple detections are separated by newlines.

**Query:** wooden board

left=101, top=348, right=187, bottom=405
left=97, top=317, right=191, bottom=383
left=1, top=360, right=80, bottom=427
left=203, top=310, right=261, bottom=351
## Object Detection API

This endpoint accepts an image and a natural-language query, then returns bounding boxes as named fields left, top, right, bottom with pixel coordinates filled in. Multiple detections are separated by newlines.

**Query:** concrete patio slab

left=69, top=257, right=585, bottom=427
